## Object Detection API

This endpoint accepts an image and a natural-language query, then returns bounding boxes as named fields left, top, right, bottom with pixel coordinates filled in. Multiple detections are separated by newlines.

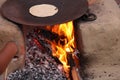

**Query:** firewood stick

left=37, top=29, right=67, bottom=45
left=37, top=29, right=59, bottom=41
left=4, top=67, right=8, bottom=80
left=71, top=67, right=82, bottom=80
left=71, top=54, right=82, bottom=80
left=72, top=51, right=83, bottom=80
left=67, top=50, right=82, bottom=80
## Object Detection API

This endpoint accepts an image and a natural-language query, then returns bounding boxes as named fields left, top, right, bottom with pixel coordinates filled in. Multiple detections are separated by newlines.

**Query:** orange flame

left=51, top=21, right=75, bottom=73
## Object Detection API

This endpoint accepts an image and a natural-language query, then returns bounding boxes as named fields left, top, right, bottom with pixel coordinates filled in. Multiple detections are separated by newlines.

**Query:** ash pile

left=7, top=28, right=67, bottom=80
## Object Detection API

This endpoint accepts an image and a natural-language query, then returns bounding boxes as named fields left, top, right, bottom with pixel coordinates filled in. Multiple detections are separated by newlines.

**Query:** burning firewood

left=67, top=50, right=83, bottom=80
left=7, top=21, right=83, bottom=80
left=7, top=28, right=67, bottom=80
left=35, top=28, right=59, bottom=41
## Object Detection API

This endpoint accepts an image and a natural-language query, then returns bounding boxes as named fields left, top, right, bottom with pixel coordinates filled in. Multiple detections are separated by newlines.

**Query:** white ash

left=7, top=28, right=67, bottom=80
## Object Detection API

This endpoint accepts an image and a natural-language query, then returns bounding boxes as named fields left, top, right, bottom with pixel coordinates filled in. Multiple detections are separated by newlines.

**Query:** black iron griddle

left=1, top=0, right=88, bottom=26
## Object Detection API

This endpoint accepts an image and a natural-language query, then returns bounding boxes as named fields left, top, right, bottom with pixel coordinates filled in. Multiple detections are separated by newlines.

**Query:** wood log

left=67, top=50, right=83, bottom=80
left=72, top=67, right=82, bottom=80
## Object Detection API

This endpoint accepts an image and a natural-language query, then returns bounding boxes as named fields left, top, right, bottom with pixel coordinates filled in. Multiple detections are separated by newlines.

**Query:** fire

left=51, top=21, right=75, bottom=73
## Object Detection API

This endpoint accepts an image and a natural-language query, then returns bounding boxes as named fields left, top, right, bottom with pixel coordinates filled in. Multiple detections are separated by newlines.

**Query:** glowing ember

left=50, top=21, right=75, bottom=73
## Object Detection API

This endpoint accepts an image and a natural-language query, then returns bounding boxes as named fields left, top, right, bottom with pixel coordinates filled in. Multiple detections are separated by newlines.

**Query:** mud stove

left=1, top=0, right=96, bottom=80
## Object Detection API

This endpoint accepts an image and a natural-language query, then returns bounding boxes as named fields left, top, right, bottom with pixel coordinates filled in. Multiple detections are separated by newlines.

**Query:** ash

left=7, top=28, right=67, bottom=80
